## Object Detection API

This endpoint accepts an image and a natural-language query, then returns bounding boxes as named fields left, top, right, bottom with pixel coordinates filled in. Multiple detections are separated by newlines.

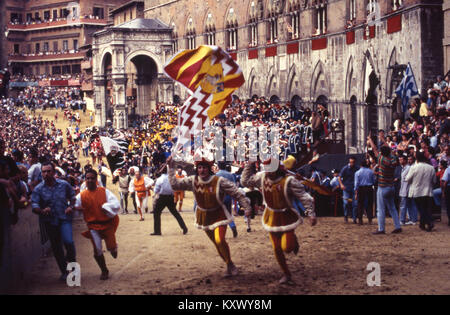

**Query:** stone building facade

left=4, top=0, right=128, bottom=76
left=142, top=0, right=443, bottom=153
left=90, top=0, right=444, bottom=153
left=444, top=0, right=450, bottom=72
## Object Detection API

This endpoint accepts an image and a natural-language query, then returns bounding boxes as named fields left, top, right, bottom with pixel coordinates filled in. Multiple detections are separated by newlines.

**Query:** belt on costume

left=136, top=190, right=148, bottom=193
left=265, top=206, right=287, bottom=213
left=197, top=205, right=221, bottom=212
left=88, top=219, right=114, bottom=225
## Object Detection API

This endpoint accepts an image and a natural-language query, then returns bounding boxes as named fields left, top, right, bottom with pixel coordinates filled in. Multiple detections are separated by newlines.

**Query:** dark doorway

left=173, top=94, right=181, bottom=105
left=350, top=95, right=357, bottom=147
left=103, top=53, right=113, bottom=121
left=365, top=70, right=380, bottom=138
left=130, top=55, right=158, bottom=117
left=291, top=95, right=302, bottom=109
left=315, top=95, right=328, bottom=111
left=269, top=95, right=280, bottom=104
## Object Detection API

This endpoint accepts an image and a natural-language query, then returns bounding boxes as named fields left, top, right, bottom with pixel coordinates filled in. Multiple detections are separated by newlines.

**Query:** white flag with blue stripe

left=395, top=63, right=419, bottom=112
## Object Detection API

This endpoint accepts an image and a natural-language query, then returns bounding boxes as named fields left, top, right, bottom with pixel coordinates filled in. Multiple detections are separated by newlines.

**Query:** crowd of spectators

left=10, top=74, right=82, bottom=82
left=329, top=74, right=450, bottom=233
left=5, top=84, right=84, bottom=111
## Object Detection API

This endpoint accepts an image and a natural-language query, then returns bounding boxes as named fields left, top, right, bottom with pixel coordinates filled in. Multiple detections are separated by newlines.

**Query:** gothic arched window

left=204, top=12, right=216, bottom=45
left=225, top=8, right=238, bottom=51
left=186, top=17, right=196, bottom=49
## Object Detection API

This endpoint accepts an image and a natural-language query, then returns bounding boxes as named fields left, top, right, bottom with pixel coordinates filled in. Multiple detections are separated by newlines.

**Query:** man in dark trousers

left=338, top=156, right=359, bottom=223
left=31, top=162, right=76, bottom=281
left=151, top=167, right=188, bottom=236
left=354, top=159, right=375, bottom=225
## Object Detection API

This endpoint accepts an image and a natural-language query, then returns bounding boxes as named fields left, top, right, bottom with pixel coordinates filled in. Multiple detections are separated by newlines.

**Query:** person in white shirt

left=150, top=167, right=188, bottom=236
left=128, top=168, right=154, bottom=221
left=405, top=151, right=437, bottom=231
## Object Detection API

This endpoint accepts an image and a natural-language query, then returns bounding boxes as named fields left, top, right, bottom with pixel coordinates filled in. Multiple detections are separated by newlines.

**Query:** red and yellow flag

left=164, top=45, right=245, bottom=121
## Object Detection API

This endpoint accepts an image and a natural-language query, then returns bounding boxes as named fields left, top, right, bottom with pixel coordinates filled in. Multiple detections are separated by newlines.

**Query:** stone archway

left=126, top=54, right=159, bottom=117
left=92, top=17, right=173, bottom=129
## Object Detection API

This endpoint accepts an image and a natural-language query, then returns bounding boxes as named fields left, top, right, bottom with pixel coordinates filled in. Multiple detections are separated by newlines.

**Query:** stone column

left=112, top=76, right=128, bottom=130
left=93, top=77, right=106, bottom=127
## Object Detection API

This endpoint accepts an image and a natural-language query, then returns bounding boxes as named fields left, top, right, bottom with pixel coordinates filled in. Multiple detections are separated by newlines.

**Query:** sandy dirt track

left=16, top=203, right=450, bottom=295
left=12, top=108, right=450, bottom=295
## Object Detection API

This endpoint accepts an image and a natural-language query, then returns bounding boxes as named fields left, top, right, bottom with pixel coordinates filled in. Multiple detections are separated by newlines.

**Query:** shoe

left=400, top=222, right=406, bottom=226
left=247, top=228, right=251, bottom=232
left=145, top=208, right=148, bottom=213
left=344, top=216, right=348, bottom=223
left=419, top=223, right=426, bottom=230
left=182, top=227, right=188, bottom=235
left=150, top=232, right=161, bottom=236
left=368, top=219, right=373, bottom=225
left=231, top=226, right=238, bottom=238
left=279, top=275, right=295, bottom=285
left=405, top=221, right=416, bottom=226
left=134, top=210, right=138, bottom=214
left=111, top=250, right=118, bottom=259
left=59, top=273, right=68, bottom=282
left=100, top=270, right=109, bottom=280
left=372, top=230, right=385, bottom=235
left=358, top=218, right=363, bottom=225
left=139, top=218, right=145, bottom=221
left=391, top=228, right=402, bottom=234
left=353, top=219, right=357, bottom=224
left=426, top=224, right=434, bottom=232
left=224, top=264, right=239, bottom=278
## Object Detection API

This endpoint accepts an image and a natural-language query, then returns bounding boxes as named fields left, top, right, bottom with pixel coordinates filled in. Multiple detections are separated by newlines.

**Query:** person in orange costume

left=74, top=169, right=120, bottom=280
left=167, top=155, right=251, bottom=277
left=128, top=168, right=154, bottom=221
left=241, top=158, right=317, bottom=285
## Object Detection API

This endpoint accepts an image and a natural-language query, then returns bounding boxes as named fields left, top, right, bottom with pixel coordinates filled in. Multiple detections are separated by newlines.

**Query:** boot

left=231, top=226, right=238, bottom=238
left=94, top=255, right=109, bottom=280
left=110, top=249, right=118, bottom=259
left=65, top=242, right=76, bottom=263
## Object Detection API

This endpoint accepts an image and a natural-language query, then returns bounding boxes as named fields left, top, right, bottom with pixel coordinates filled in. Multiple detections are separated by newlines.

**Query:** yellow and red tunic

left=192, top=176, right=232, bottom=230
left=261, top=174, right=301, bottom=232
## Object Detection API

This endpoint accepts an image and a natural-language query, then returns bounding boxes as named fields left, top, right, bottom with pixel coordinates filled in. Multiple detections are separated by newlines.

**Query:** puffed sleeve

left=219, top=178, right=251, bottom=213
left=104, top=189, right=121, bottom=213
left=240, top=163, right=263, bottom=189
left=288, top=178, right=315, bottom=217
left=168, top=163, right=194, bottom=192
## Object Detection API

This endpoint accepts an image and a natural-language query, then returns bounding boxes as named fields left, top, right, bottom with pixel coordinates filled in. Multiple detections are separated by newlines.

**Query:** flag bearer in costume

left=241, top=158, right=317, bottom=285
left=74, top=169, right=120, bottom=280
left=128, top=168, right=154, bottom=221
left=167, top=155, right=252, bottom=277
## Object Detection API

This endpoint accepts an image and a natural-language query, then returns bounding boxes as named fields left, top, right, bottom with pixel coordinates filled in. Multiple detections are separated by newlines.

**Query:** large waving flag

left=395, top=63, right=419, bottom=112
left=164, top=45, right=244, bottom=146
left=100, top=131, right=129, bottom=173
